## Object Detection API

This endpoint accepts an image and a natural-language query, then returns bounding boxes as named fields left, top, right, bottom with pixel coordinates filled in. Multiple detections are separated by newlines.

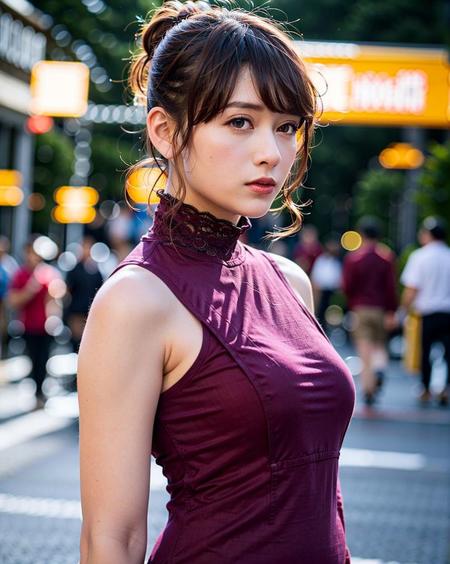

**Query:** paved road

left=0, top=347, right=449, bottom=564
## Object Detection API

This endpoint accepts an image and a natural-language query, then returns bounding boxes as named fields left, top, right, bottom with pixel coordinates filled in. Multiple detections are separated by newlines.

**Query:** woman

left=78, top=2, right=355, bottom=563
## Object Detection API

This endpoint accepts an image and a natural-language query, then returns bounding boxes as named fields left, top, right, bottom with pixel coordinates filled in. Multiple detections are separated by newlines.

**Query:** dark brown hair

left=128, top=0, right=318, bottom=241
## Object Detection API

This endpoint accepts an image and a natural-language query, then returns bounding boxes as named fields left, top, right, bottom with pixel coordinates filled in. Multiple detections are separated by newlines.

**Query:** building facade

left=0, top=0, right=47, bottom=256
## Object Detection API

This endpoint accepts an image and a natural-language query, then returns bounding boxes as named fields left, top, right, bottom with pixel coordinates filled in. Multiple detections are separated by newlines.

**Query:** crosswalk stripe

left=0, top=410, right=72, bottom=451
left=340, top=447, right=426, bottom=471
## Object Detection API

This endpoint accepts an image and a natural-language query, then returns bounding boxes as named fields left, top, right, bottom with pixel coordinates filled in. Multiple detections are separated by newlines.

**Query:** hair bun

left=130, top=1, right=212, bottom=103
left=173, top=1, right=210, bottom=23
left=143, top=1, right=210, bottom=59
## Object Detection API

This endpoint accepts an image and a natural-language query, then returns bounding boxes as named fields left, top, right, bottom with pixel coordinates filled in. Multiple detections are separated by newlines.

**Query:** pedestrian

left=0, top=235, right=17, bottom=359
left=311, top=237, right=342, bottom=329
left=7, top=235, right=57, bottom=408
left=64, top=234, right=104, bottom=353
left=342, top=217, right=398, bottom=406
left=0, top=235, right=19, bottom=279
left=292, top=224, right=323, bottom=275
left=78, top=2, right=355, bottom=563
left=399, top=217, right=450, bottom=406
left=0, top=260, right=9, bottom=359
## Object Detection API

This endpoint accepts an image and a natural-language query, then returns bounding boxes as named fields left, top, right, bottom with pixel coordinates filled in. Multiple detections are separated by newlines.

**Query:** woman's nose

left=253, top=131, right=281, bottom=168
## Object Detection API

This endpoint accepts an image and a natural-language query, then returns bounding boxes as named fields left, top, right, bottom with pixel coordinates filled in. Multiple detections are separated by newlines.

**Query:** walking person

left=293, top=224, right=323, bottom=275
left=0, top=235, right=19, bottom=357
left=311, top=237, right=342, bottom=329
left=399, top=217, right=450, bottom=406
left=78, top=3, right=355, bottom=563
left=7, top=235, right=58, bottom=408
left=342, top=217, right=398, bottom=406
left=64, top=234, right=104, bottom=353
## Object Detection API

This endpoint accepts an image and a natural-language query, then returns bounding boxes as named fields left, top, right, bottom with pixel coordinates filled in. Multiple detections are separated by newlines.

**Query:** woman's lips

left=245, top=182, right=276, bottom=194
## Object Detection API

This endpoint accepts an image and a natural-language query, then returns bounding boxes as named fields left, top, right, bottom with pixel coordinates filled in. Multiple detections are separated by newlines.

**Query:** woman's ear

left=146, top=107, right=176, bottom=159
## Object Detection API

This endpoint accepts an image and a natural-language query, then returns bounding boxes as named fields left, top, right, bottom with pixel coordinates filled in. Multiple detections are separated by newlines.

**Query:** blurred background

left=0, top=0, right=449, bottom=563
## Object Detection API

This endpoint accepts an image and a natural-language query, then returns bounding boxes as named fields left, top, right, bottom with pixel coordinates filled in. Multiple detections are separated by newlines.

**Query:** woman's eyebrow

left=225, top=101, right=264, bottom=111
left=224, top=102, right=302, bottom=119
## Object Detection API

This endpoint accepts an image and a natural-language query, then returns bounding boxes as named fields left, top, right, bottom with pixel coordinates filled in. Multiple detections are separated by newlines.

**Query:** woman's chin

left=238, top=202, right=274, bottom=220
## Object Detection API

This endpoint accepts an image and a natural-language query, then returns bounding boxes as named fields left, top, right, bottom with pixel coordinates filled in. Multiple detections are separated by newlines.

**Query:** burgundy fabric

left=110, top=192, right=355, bottom=563
left=342, top=243, right=398, bottom=313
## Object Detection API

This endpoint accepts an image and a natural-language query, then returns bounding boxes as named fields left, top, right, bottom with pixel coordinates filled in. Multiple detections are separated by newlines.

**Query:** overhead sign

left=30, top=61, right=90, bottom=117
left=297, top=42, right=449, bottom=128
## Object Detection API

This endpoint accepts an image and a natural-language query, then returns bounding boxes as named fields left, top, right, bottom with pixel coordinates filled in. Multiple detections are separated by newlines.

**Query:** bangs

left=188, top=16, right=316, bottom=127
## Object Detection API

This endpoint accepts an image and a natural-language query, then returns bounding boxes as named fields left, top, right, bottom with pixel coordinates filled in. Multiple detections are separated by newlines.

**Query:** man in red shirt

left=7, top=235, right=54, bottom=408
left=342, top=217, right=398, bottom=406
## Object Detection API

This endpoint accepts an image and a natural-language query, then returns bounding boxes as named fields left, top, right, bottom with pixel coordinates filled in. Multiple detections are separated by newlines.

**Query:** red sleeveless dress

left=110, top=190, right=355, bottom=563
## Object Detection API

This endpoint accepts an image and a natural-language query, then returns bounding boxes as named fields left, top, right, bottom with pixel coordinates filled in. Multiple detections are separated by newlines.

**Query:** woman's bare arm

left=78, top=266, right=175, bottom=564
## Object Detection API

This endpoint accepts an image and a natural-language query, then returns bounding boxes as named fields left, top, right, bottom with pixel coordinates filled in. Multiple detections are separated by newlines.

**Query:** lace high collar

left=150, top=189, right=252, bottom=262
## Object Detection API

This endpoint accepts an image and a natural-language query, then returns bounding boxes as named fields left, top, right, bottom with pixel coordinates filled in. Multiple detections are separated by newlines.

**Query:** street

left=0, top=346, right=449, bottom=564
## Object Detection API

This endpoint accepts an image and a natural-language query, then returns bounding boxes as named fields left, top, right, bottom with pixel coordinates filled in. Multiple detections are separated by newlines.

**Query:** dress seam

left=260, top=251, right=333, bottom=342
left=144, top=262, right=276, bottom=464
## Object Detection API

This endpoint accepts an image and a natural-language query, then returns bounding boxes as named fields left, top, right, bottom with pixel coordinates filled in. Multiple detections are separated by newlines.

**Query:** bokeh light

left=33, top=236, right=59, bottom=261
left=7, top=320, right=25, bottom=337
left=48, top=278, right=67, bottom=299
left=28, top=192, right=46, bottom=211
left=58, top=251, right=78, bottom=272
left=99, top=200, right=120, bottom=220
left=379, top=143, right=425, bottom=169
left=45, top=315, right=64, bottom=336
left=344, top=356, right=363, bottom=376
left=325, top=305, right=344, bottom=326
left=91, top=241, right=110, bottom=263
left=26, top=115, right=54, bottom=135
left=126, top=167, right=167, bottom=205
left=341, top=231, right=362, bottom=251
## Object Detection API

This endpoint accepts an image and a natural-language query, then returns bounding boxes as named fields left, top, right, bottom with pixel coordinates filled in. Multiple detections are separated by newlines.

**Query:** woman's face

left=171, top=67, right=303, bottom=224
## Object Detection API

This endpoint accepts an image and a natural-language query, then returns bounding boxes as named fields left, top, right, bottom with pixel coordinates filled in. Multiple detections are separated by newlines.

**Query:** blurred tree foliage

left=353, top=168, right=404, bottom=244
left=416, top=142, right=450, bottom=227
left=33, top=0, right=448, bottom=241
left=32, top=0, right=160, bottom=231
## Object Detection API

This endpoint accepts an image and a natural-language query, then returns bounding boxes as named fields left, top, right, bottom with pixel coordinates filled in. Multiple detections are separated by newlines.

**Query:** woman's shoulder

left=264, top=251, right=314, bottom=314
left=92, top=264, right=178, bottom=324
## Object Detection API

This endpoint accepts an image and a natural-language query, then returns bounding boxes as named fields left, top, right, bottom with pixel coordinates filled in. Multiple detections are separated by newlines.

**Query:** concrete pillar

left=397, top=128, right=425, bottom=251
left=11, top=128, right=34, bottom=258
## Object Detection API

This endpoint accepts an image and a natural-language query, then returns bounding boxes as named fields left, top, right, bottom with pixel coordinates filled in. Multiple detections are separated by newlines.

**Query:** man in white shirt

left=400, top=217, right=450, bottom=406
left=310, top=238, right=342, bottom=329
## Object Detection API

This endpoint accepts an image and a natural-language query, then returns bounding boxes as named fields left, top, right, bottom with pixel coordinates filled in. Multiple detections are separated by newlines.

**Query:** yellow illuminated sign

left=0, top=170, right=23, bottom=206
left=0, top=170, right=22, bottom=188
left=30, top=61, right=90, bottom=117
left=0, top=187, right=24, bottom=206
left=53, top=186, right=98, bottom=223
left=126, top=167, right=167, bottom=205
left=296, top=42, right=450, bottom=128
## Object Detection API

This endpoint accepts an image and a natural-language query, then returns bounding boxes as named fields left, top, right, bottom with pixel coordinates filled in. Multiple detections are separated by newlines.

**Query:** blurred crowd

left=288, top=215, right=450, bottom=408
left=0, top=206, right=149, bottom=408
left=0, top=211, right=449, bottom=411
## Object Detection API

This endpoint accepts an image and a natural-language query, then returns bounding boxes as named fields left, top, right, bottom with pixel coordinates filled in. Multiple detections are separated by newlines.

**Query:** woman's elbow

left=80, top=522, right=147, bottom=564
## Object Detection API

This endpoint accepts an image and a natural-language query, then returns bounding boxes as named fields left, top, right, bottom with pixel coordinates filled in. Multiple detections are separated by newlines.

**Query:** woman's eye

left=228, top=117, right=251, bottom=129
left=278, top=122, right=299, bottom=135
